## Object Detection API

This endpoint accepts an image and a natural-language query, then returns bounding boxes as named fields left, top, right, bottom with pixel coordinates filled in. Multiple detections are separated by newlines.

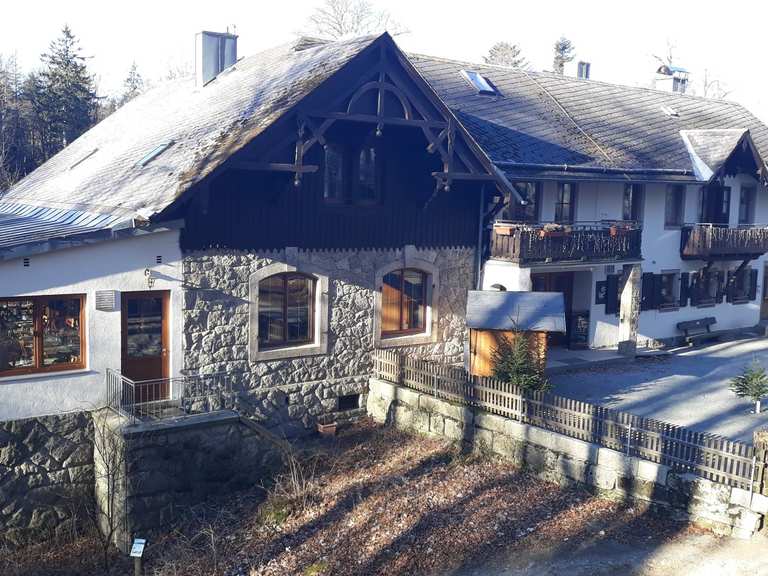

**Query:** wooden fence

left=373, top=349, right=758, bottom=490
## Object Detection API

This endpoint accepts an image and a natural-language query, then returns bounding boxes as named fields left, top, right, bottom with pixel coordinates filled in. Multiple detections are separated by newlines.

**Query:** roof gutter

left=493, top=161, right=694, bottom=176
left=0, top=219, right=185, bottom=263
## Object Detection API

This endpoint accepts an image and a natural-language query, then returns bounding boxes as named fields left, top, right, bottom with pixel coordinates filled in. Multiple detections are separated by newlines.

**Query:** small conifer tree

left=730, top=359, right=768, bottom=414
left=491, top=332, right=550, bottom=392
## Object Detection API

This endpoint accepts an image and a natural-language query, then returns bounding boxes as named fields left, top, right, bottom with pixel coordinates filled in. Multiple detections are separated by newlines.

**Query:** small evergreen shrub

left=491, top=332, right=550, bottom=392
left=729, top=359, right=768, bottom=414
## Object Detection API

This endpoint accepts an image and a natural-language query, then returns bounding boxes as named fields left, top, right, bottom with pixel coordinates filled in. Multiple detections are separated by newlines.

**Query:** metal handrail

left=104, top=369, right=234, bottom=425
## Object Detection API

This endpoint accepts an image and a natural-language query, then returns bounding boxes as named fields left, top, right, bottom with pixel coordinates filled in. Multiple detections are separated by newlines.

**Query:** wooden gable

left=176, top=34, right=513, bottom=251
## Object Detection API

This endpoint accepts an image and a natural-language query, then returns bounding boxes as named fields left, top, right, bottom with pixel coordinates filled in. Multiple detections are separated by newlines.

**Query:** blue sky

left=2, top=0, right=766, bottom=122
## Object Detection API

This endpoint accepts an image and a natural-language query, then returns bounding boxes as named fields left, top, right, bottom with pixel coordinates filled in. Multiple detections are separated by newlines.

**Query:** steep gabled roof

left=409, top=54, right=768, bottom=180
left=1, top=35, right=379, bottom=220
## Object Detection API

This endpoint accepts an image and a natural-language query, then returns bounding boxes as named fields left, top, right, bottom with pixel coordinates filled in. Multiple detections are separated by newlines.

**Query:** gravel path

left=550, top=337, right=768, bottom=442
left=452, top=530, right=768, bottom=576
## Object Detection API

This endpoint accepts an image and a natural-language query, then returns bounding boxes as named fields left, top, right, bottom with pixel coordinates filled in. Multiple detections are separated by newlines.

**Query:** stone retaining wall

left=183, top=246, right=474, bottom=436
left=95, top=410, right=281, bottom=551
left=0, top=412, right=94, bottom=547
left=367, top=378, right=766, bottom=538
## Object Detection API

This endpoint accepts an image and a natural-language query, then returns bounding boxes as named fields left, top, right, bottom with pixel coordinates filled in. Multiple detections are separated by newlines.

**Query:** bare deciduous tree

left=652, top=39, right=677, bottom=69
left=86, top=410, right=129, bottom=571
left=701, top=69, right=731, bottom=100
left=484, top=41, right=529, bottom=69
left=306, top=0, right=404, bottom=39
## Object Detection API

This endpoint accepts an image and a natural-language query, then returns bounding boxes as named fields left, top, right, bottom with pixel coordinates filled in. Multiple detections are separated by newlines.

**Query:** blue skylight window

left=137, top=141, right=174, bottom=167
left=461, top=70, right=497, bottom=95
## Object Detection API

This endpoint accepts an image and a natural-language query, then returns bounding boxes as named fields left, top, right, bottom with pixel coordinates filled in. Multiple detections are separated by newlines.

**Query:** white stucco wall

left=480, top=260, right=531, bottom=291
left=0, top=230, right=183, bottom=421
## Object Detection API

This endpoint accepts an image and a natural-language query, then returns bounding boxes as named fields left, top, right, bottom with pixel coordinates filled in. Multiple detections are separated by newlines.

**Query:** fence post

left=753, top=428, right=768, bottom=495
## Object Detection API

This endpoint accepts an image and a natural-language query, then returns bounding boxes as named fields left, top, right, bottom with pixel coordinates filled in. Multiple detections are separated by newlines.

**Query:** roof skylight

left=461, top=70, right=497, bottom=95
left=661, top=105, right=679, bottom=117
left=137, top=141, right=174, bottom=167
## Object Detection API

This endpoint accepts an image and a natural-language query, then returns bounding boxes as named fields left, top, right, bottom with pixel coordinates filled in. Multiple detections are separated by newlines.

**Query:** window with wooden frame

left=381, top=269, right=427, bottom=337
left=665, top=184, right=685, bottom=227
left=323, top=144, right=345, bottom=203
left=555, top=182, right=577, bottom=224
left=0, top=295, right=85, bottom=377
left=657, top=271, right=680, bottom=310
left=257, top=273, right=316, bottom=349
left=739, top=185, right=757, bottom=225
left=727, top=267, right=758, bottom=304
left=502, top=182, right=541, bottom=223
left=323, top=138, right=382, bottom=205
left=622, top=183, right=645, bottom=222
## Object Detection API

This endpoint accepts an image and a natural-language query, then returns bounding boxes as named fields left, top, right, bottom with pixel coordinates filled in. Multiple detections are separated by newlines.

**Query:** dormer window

left=460, top=70, right=497, bottom=95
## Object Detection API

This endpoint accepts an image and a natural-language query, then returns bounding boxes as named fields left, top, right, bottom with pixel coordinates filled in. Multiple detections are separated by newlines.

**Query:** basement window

left=338, top=393, right=360, bottom=411
left=137, top=141, right=174, bottom=167
left=460, top=70, right=497, bottom=95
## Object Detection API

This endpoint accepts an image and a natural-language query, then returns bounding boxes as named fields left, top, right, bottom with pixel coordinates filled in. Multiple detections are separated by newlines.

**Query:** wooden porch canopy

left=229, top=34, right=522, bottom=206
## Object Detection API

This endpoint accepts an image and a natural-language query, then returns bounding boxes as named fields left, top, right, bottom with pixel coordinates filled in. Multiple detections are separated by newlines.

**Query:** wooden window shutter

left=749, top=268, right=758, bottom=301
left=679, top=272, right=690, bottom=307
left=605, top=274, right=619, bottom=315
left=640, top=272, right=656, bottom=311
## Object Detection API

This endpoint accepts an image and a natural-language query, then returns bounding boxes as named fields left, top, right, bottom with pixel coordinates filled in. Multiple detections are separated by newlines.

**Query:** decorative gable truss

left=227, top=35, right=520, bottom=208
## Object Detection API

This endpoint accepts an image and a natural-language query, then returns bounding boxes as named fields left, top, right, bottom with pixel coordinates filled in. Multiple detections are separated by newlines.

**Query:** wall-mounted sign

left=595, top=281, right=607, bottom=305
left=130, top=538, right=147, bottom=558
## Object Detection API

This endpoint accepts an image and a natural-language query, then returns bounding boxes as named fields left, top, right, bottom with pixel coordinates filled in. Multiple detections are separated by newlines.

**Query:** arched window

left=258, top=273, right=316, bottom=348
left=381, top=268, right=427, bottom=336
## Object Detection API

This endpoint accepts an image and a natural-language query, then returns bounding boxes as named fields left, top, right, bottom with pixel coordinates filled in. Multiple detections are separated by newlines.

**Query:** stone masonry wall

left=367, top=378, right=767, bottom=539
left=0, top=412, right=94, bottom=547
left=183, top=246, right=475, bottom=436
left=97, top=411, right=281, bottom=551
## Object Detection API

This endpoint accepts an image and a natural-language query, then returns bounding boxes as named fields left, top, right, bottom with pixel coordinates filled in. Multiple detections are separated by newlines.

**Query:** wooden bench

left=677, top=317, right=718, bottom=345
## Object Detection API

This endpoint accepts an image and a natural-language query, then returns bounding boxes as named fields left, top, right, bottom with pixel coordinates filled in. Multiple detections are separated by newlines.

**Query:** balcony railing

left=680, top=224, right=768, bottom=260
left=490, top=221, right=643, bottom=265
left=105, top=369, right=234, bottom=425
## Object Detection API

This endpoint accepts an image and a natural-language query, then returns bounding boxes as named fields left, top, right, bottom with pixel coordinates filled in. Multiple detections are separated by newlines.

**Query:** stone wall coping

left=122, top=410, right=240, bottom=437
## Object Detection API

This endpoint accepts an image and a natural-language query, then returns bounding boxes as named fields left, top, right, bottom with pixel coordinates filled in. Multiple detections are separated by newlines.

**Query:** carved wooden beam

left=232, top=162, right=319, bottom=173
left=293, top=121, right=306, bottom=187
left=315, top=112, right=446, bottom=129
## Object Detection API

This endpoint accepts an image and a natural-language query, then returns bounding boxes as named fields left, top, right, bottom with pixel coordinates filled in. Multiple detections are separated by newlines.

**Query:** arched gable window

left=381, top=268, right=427, bottom=337
left=258, top=272, right=315, bottom=348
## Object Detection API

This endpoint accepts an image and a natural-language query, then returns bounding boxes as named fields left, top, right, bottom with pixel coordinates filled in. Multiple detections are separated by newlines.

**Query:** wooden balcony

left=680, top=224, right=768, bottom=260
left=490, top=222, right=642, bottom=265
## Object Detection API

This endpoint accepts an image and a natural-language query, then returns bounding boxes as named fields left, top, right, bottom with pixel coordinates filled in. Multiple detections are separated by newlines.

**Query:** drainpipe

left=475, top=184, right=486, bottom=289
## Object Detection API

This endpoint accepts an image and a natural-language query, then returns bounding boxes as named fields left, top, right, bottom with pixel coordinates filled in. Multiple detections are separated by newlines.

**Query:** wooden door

left=121, top=291, right=169, bottom=402
left=531, top=272, right=574, bottom=346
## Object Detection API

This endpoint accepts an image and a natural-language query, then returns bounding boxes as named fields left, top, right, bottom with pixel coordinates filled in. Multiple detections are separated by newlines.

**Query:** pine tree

left=491, top=333, right=550, bottom=392
left=552, top=36, right=575, bottom=75
left=119, top=62, right=144, bottom=106
left=730, top=359, right=768, bottom=413
left=484, top=41, right=528, bottom=69
left=35, top=25, right=98, bottom=157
